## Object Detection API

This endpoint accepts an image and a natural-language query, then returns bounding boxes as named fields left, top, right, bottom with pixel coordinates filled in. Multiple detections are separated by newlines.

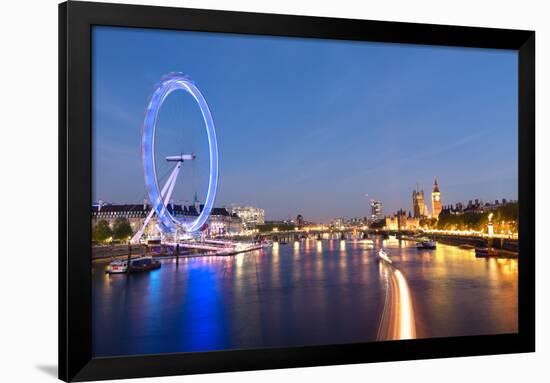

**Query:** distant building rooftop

left=92, top=203, right=236, bottom=218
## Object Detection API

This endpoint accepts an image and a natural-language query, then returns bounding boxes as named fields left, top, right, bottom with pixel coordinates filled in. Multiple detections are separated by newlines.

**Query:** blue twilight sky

left=92, top=26, right=518, bottom=222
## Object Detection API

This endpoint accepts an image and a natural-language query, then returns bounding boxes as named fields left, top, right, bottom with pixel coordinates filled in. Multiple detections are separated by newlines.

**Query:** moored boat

left=129, top=256, right=162, bottom=272
left=261, top=239, right=273, bottom=247
left=475, top=247, right=499, bottom=258
left=106, top=256, right=161, bottom=274
left=105, top=259, right=128, bottom=274
left=416, top=240, right=436, bottom=249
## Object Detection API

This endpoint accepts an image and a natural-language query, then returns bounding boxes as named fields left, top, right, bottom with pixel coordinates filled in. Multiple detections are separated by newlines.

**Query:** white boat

left=261, top=240, right=273, bottom=247
left=106, top=259, right=128, bottom=274
left=378, top=249, right=392, bottom=264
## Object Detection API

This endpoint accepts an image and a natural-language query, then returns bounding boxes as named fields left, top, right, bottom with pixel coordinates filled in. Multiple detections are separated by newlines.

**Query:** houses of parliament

left=412, top=177, right=442, bottom=219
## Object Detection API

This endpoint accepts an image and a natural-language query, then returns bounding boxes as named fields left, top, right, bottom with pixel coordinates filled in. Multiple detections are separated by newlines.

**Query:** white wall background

left=0, top=0, right=547, bottom=381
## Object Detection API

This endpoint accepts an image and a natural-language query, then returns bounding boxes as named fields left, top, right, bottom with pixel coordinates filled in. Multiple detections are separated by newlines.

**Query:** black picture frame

left=59, top=1, right=535, bottom=381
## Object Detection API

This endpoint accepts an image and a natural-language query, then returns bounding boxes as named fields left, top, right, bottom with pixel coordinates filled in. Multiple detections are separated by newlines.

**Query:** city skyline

left=92, top=27, right=518, bottom=222
left=92, top=184, right=515, bottom=225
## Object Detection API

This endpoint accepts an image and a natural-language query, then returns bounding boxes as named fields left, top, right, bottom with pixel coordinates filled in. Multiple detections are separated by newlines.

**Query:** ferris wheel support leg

left=163, top=163, right=181, bottom=212
left=130, top=207, right=156, bottom=244
left=130, top=163, right=182, bottom=244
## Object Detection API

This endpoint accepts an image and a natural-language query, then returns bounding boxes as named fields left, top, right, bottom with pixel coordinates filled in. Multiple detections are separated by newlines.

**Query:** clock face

left=434, top=195, right=440, bottom=202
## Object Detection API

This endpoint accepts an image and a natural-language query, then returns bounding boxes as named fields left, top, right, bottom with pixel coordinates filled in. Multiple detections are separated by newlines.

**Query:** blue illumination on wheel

left=142, top=73, right=218, bottom=234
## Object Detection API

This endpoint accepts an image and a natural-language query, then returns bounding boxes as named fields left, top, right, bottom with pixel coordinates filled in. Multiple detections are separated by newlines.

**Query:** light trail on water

left=394, top=269, right=416, bottom=339
left=377, top=250, right=416, bottom=340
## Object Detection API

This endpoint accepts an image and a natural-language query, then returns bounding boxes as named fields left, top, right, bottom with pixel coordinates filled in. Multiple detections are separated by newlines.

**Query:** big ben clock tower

left=431, top=177, right=442, bottom=219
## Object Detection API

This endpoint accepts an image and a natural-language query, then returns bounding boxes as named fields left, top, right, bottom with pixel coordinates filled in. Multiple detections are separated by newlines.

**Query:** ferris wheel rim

left=141, top=73, right=219, bottom=234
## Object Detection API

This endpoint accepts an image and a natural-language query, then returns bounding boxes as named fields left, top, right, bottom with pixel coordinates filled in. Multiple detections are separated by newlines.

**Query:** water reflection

left=93, top=237, right=518, bottom=357
left=377, top=258, right=416, bottom=340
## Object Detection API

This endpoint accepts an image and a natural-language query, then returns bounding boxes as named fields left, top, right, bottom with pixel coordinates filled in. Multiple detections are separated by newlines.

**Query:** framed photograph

left=59, top=1, right=535, bottom=381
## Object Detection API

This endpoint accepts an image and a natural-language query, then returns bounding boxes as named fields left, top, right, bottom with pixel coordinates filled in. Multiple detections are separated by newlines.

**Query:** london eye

left=131, top=73, right=219, bottom=243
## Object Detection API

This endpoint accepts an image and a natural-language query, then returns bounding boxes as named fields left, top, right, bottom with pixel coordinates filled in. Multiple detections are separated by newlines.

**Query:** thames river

left=92, top=236, right=518, bottom=357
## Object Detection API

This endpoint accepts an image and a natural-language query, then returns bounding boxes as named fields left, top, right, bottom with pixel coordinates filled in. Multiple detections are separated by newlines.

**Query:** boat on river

left=106, top=256, right=161, bottom=274
left=261, top=240, right=273, bottom=247
left=378, top=249, right=392, bottom=264
left=475, top=247, right=499, bottom=258
left=416, top=240, right=436, bottom=249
